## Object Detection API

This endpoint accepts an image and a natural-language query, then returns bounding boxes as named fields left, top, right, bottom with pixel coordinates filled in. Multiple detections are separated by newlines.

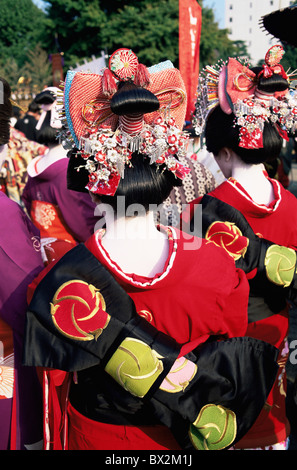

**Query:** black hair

left=205, top=106, right=283, bottom=164
left=99, top=153, right=182, bottom=212
left=67, top=150, right=182, bottom=212
left=110, top=81, right=160, bottom=115
left=67, top=80, right=182, bottom=210
left=0, top=77, right=12, bottom=145
left=36, top=125, right=58, bottom=145
left=35, top=111, right=58, bottom=145
left=28, top=101, right=41, bottom=114
left=205, top=67, right=288, bottom=164
left=252, top=66, right=289, bottom=93
left=34, top=89, right=56, bottom=105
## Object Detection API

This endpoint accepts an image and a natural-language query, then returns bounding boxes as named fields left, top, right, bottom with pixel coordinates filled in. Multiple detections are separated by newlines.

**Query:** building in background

left=224, top=0, right=292, bottom=65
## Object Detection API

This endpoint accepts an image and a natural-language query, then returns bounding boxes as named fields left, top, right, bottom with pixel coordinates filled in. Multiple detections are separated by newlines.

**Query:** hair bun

left=110, top=82, right=159, bottom=116
left=34, top=89, right=56, bottom=105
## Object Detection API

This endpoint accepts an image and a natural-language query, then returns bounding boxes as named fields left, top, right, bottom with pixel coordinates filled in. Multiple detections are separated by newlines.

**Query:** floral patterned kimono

left=22, top=147, right=99, bottom=264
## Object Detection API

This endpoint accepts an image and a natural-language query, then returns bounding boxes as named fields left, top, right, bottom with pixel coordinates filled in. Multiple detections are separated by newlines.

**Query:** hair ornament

left=57, top=48, right=190, bottom=195
left=109, top=48, right=140, bottom=82
left=102, top=49, right=151, bottom=98
left=102, top=68, right=118, bottom=98
left=76, top=114, right=190, bottom=195
left=194, top=46, right=297, bottom=150
left=193, top=61, right=224, bottom=135
left=258, top=45, right=287, bottom=80
left=233, top=71, right=256, bottom=92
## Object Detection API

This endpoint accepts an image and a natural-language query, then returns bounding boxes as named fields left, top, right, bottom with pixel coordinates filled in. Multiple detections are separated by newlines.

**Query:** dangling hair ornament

left=102, top=68, right=118, bottom=97
left=194, top=45, right=297, bottom=150
left=258, top=45, right=287, bottom=80
left=134, top=63, right=151, bottom=88
left=57, top=48, right=190, bottom=196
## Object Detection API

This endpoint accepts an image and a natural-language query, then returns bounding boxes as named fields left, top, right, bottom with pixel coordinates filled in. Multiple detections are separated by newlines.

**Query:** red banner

left=179, top=0, right=202, bottom=123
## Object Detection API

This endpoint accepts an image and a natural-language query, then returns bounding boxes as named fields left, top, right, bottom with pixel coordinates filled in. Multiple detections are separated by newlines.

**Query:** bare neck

left=231, top=159, right=275, bottom=206
left=100, top=206, right=170, bottom=277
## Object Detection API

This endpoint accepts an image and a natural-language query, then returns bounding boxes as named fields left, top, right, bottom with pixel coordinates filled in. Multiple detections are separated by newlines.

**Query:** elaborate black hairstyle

left=205, top=68, right=288, bottom=164
left=67, top=149, right=181, bottom=212
left=253, top=66, right=289, bottom=94
left=110, top=81, right=160, bottom=116
left=34, top=89, right=56, bottom=106
left=205, top=107, right=283, bottom=164
left=99, top=152, right=181, bottom=212
left=67, top=82, right=182, bottom=211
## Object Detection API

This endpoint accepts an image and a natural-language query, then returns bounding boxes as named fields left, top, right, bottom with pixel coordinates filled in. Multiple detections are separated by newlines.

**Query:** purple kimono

left=0, top=191, right=44, bottom=449
left=22, top=154, right=98, bottom=245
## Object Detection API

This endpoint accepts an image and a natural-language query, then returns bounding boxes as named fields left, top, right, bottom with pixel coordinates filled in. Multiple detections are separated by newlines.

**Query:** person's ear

left=220, top=147, right=233, bottom=162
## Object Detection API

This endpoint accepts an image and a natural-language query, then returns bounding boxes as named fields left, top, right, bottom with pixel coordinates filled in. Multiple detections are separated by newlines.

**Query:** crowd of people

left=1, top=6, right=297, bottom=453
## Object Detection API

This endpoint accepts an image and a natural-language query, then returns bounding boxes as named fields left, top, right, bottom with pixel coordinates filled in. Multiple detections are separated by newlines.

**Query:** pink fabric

left=225, top=58, right=257, bottom=105
left=218, top=66, right=232, bottom=114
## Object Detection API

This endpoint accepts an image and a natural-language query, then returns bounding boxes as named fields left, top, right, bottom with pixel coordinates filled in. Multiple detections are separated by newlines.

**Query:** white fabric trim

left=27, top=145, right=68, bottom=177
left=226, top=178, right=282, bottom=213
left=93, top=226, right=179, bottom=288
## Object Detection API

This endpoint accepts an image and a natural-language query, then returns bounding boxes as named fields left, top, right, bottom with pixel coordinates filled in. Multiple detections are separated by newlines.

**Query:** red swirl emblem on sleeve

left=205, top=221, right=249, bottom=261
left=50, top=280, right=110, bottom=341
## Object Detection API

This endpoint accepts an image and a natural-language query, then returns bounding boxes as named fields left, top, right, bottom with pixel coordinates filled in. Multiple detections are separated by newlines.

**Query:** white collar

left=27, top=145, right=68, bottom=177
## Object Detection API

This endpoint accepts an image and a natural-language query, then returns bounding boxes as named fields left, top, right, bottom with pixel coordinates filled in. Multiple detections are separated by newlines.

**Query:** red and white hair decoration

left=57, top=49, right=190, bottom=195
left=102, top=48, right=151, bottom=97
left=194, top=45, right=297, bottom=150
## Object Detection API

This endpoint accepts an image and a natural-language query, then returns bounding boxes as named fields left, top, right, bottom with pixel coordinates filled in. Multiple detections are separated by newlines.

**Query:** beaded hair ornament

left=193, top=45, right=297, bottom=149
left=57, top=48, right=190, bottom=196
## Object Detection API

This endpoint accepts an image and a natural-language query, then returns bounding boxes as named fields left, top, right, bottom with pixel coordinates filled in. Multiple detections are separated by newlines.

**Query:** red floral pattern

left=109, top=48, right=139, bottom=81
left=51, top=280, right=110, bottom=341
left=205, top=221, right=249, bottom=261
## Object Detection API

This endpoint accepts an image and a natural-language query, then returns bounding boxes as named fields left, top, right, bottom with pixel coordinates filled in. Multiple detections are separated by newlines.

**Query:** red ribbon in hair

left=275, top=123, right=289, bottom=142
left=258, top=63, right=288, bottom=80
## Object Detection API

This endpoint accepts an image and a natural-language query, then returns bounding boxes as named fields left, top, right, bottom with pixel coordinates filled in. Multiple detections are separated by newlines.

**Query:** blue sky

left=204, top=0, right=225, bottom=28
left=32, top=0, right=45, bottom=9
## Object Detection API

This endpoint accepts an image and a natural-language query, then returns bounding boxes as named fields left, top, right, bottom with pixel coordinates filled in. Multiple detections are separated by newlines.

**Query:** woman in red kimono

left=23, top=49, right=280, bottom=451
left=185, top=45, right=297, bottom=450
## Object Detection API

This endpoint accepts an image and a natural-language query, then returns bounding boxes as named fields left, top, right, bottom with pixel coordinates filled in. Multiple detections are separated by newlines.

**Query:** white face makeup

left=0, top=144, right=8, bottom=170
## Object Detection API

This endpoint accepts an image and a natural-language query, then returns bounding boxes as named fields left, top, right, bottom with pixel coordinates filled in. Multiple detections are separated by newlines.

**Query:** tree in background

left=40, top=0, right=107, bottom=68
left=0, top=0, right=49, bottom=104
left=0, top=0, right=249, bottom=98
left=100, top=0, right=179, bottom=66
left=22, top=44, right=52, bottom=89
left=0, top=0, right=47, bottom=67
left=41, top=0, right=247, bottom=69
left=40, top=0, right=179, bottom=68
